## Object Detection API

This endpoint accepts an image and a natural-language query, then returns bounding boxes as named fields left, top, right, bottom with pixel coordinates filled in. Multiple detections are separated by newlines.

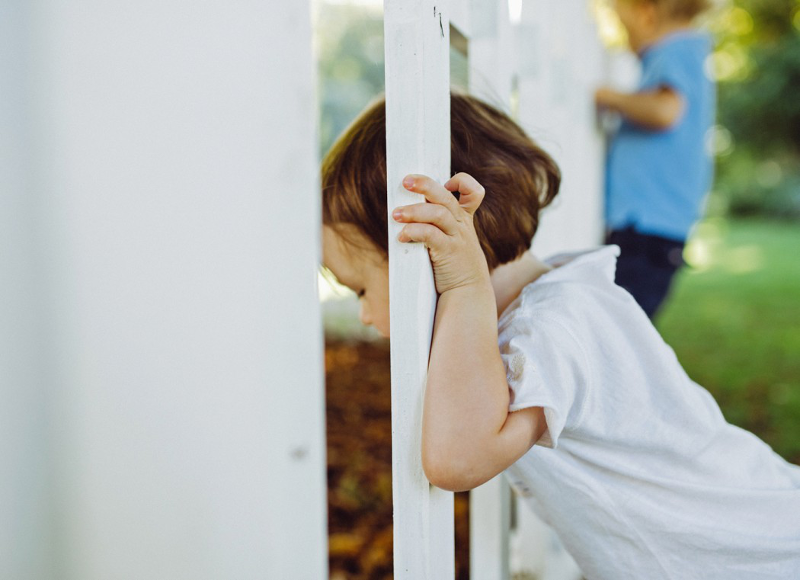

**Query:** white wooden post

left=466, top=1, right=515, bottom=578
left=2, top=1, right=327, bottom=578
left=468, top=0, right=514, bottom=108
left=470, top=476, right=512, bottom=579
left=520, top=0, right=606, bottom=259
left=384, top=1, right=455, bottom=578
left=513, top=1, right=606, bottom=578
left=512, top=506, right=583, bottom=580
left=0, top=3, right=53, bottom=578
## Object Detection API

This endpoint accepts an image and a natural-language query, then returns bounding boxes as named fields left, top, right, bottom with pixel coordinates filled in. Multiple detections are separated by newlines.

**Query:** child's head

left=321, top=93, right=560, bottom=336
left=614, top=0, right=711, bottom=51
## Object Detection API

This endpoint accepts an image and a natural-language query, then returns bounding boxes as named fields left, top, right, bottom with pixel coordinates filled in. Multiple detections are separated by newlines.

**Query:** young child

left=321, top=94, right=800, bottom=579
left=595, top=0, right=716, bottom=318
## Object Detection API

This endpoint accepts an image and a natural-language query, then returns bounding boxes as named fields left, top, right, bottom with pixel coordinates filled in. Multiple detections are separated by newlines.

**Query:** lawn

left=657, top=218, right=800, bottom=463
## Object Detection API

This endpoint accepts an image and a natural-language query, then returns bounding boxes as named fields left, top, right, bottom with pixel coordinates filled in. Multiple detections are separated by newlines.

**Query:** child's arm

left=595, top=86, right=684, bottom=131
left=394, top=173, right=546, bottom=492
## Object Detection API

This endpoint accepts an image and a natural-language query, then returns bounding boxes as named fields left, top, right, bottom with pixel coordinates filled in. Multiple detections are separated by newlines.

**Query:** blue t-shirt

left=605, top=31, right=716, bottom=242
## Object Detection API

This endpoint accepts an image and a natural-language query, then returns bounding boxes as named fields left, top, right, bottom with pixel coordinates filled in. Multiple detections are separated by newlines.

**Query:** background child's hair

left=637, top=0, right=712, bottom=21
left=321, top=93, right=561, bottom=270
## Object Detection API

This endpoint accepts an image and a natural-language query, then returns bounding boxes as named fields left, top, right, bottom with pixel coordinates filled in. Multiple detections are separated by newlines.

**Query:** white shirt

left=499, top=246, right=800, bottom=580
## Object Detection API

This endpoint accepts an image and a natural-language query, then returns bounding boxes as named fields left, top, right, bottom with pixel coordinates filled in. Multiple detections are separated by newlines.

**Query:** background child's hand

left=393, top=173, right=491, bottom=296
left=595, top=86, right=621, bottom=110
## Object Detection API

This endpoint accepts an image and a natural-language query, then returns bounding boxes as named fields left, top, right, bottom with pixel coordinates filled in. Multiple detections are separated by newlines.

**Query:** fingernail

left=403, top=176, right=415, bottom=189
left=392, top=208, right=402, bottom=220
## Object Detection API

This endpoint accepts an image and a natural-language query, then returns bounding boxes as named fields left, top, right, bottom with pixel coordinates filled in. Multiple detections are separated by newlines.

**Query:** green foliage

left=316, top=3, right=385, bottom=158
left=712, top=150, right=800, bottom=218
left=315, top=3, right=467, bottom=159
left=719, top=34, right=800, bottom=155
left=658, top=219, right=800, bottom=462
left=312, top=1, right=800, bottom=219
left=711, top=0, right=800, bottom=219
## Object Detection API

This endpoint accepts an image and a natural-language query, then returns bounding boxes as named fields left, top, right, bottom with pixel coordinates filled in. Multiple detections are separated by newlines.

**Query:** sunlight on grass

left=659, top=219, right=800, bottom=463
left=723, top=245, right=764, bottom=274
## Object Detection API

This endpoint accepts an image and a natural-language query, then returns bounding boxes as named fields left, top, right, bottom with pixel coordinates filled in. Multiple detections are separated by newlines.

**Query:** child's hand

left=595, top=86, right=621, bottom=110
left=393, top=173, right=491, bottom=296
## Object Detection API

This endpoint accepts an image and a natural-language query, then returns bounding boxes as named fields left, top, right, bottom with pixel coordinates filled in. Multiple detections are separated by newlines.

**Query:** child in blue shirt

left=596, top=0, right=715, bottom=318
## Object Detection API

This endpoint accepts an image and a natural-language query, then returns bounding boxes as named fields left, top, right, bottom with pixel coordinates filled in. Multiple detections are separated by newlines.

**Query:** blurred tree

left=316, top=2, right=385, bottom=158
left=315, top=1, right=467, bottom=159
left=315, top=1, right=800, bottom=218
left=711, top=0, right=800, bottom=218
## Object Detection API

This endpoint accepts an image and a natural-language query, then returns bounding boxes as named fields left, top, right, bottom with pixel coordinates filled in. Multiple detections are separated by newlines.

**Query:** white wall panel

left=3, top=1, right=327, bottom=578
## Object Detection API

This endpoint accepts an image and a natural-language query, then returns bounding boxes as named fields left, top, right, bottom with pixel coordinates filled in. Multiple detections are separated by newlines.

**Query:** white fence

left=2, top=1, right=325, bottom=578
left=1, top=0, right=608, bottom=578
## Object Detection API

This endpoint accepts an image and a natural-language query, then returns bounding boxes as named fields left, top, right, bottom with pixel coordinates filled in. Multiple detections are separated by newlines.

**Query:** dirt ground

left=326, top=339, right=471, bottom=580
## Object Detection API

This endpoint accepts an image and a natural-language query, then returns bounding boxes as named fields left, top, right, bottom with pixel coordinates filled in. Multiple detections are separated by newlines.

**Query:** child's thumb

left=445, top=172, right=485, bottom=216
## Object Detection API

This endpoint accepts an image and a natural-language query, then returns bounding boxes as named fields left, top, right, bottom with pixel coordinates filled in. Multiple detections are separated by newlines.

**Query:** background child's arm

left=595, top=86, right=684, bottom=131
left=394, top=173, right=546, bottom=492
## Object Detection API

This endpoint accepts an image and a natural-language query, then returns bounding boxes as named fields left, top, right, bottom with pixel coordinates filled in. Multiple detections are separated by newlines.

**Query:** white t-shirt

left=499, top=246, right=800, bottom=580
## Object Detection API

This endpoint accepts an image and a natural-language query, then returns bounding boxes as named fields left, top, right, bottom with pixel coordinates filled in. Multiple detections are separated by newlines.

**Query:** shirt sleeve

left=641, top=51, right=693, bottom=98
left=500, top=316, right=591, bottom=449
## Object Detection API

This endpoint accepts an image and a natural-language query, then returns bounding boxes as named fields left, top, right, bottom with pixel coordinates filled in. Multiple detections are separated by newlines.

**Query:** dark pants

left=606, top=227, right=685, bottom=319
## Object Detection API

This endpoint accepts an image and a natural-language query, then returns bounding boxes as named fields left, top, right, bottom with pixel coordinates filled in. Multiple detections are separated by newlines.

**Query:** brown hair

left=321, top=93, right=561, bottom=271
left=634, top=0, right=712, bottom=21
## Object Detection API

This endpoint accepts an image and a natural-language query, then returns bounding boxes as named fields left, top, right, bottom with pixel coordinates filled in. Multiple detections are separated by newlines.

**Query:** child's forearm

left=596, top=86, right=684, bottom=131
left=422, top=282, right=544, bottom=491
left=393, top=172, right=545, bottom=491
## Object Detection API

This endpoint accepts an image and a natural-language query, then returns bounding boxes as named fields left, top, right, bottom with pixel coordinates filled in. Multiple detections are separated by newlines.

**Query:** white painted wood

left=519, top=0, right=606, bottom=259
left=468, top=0, right=514, bottom=111
left=466, top=2, right=514, bottom=579
left=513, top=1, right=608, bottom=578
left=512, top=506, right=583, bottom=580
left=0, top=3, right=54, bottom=579
left=9, top=1, right=327, bottom=578
left=470, top=475, right=511, bottom=580
left=451, top=0, right=472, bottom=39
left=384, top=1, right=455, bottom=578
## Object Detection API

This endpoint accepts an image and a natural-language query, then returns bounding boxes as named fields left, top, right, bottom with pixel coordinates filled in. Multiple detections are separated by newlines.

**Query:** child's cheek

left=377, top=301, right=391, bottom=338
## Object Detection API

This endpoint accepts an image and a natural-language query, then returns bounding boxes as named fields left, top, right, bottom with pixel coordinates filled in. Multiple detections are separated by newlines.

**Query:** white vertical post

left=466, top=1, right=514, bottom=578
left=468, top=0, right=514, bottom=108
left=6, top=1, right=327, bottom=578
left=513, top=1, right=605, bottom=578
left=518, top=0, right=573, bottom=259
left=513, top=507, right=583, bottom=580
left=470, top=475, right=511, bottom=580
left=0, top=3, right=53, bottom=578
left=384, top=1, right=455, bottom=578
left=519, top=0, right=606, bottom=259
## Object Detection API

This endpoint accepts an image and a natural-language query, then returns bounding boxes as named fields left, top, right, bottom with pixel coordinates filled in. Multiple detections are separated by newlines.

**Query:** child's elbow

left=422, top=445, right=487, bottom=492
left=652, top=95, right=685, bottom=131
left=422, top=457, right=471, bottom=492
left=652, top=110, right=681, bottom=131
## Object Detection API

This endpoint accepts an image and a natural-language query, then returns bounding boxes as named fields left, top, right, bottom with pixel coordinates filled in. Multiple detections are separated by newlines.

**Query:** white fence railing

left=2, top=0, right=607, bottom=578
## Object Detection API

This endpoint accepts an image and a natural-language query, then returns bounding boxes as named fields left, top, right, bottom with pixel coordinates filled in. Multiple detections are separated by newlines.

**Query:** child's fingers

left=444, top=173, right=485, bottom=216
left=403, top=174, right=462, bottom=217
left=397, top=223, right=448, bottom=249
left=392, top=202, right=459, bottom=236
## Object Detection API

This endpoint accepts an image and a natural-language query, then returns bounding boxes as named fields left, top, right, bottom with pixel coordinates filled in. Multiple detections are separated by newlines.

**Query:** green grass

left=657, top=218, right=800, bottom=463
